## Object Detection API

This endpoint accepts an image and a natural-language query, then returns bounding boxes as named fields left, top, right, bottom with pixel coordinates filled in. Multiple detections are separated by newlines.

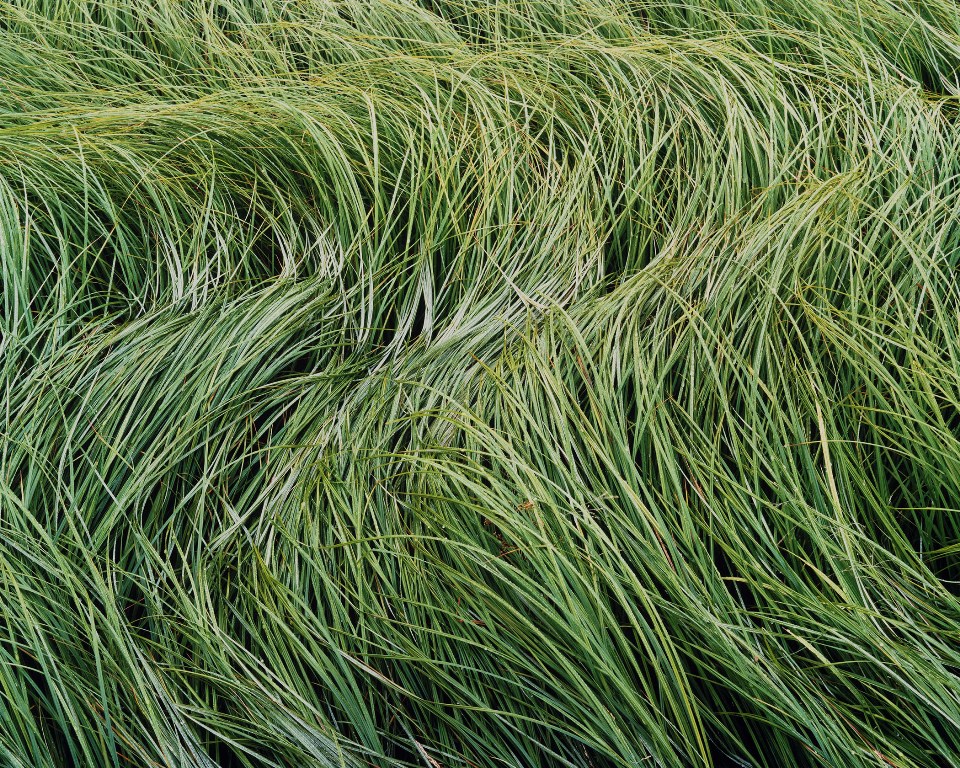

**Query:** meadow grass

left=2, top=1, right=960, bottom=766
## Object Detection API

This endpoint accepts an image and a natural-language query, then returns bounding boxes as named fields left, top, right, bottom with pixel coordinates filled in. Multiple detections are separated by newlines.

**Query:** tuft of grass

left=2, top=1, right=960, bottom=766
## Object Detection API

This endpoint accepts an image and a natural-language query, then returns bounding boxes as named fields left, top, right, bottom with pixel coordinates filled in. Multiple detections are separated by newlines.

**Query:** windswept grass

left=2, top=1, right=960, bottom=766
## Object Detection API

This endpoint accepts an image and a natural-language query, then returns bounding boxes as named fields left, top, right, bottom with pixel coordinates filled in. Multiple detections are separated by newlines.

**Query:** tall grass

left=2, top=1, right=960, bottom=766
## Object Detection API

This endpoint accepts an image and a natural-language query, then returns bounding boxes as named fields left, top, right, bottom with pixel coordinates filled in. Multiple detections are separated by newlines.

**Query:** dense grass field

left=2, top=1, right=960, bottom=766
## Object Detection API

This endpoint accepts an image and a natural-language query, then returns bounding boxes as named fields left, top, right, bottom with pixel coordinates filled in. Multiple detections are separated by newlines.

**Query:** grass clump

left=2, top=1, right=960, bottom=766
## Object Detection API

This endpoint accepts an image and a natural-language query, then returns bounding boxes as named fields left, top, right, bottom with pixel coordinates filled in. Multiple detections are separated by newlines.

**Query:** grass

left=1, top=0, right=960, bottom=766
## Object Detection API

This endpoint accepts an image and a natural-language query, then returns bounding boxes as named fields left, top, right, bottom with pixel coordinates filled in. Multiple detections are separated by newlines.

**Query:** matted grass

left=2, top=1, right=960, bottom=766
